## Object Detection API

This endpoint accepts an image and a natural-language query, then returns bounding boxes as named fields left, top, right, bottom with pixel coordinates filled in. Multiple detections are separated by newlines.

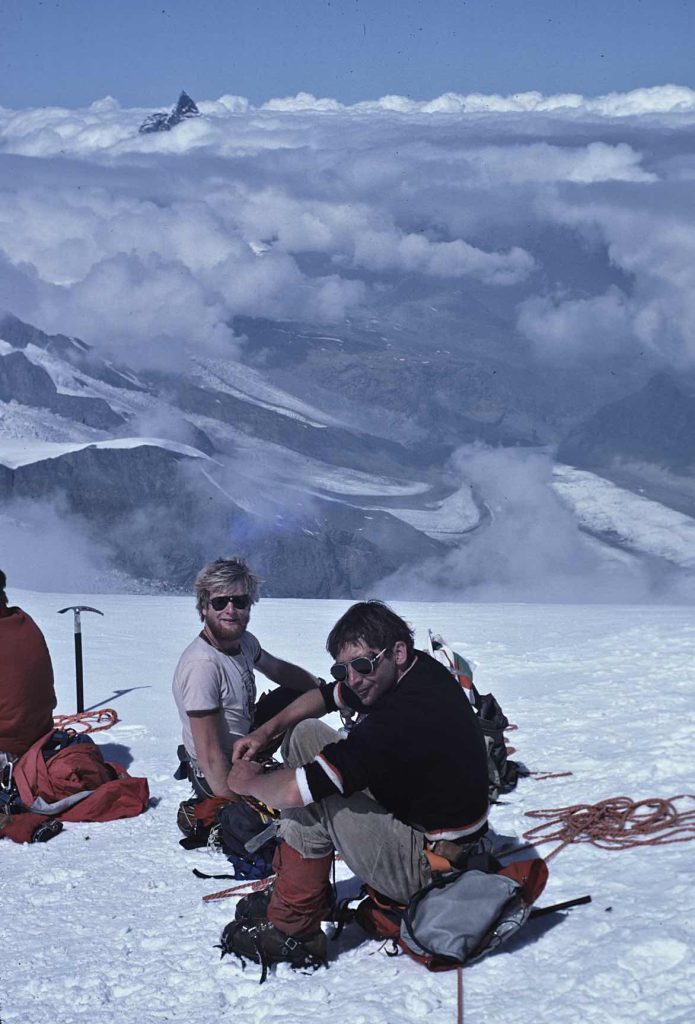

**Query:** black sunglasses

left=209, top=594, right=251, bottom=611
left=330, top=648, right=387, bottom=682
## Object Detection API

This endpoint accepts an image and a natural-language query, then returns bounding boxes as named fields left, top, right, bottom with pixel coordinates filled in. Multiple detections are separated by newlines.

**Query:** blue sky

left=1, top=0, right=694, bottom=109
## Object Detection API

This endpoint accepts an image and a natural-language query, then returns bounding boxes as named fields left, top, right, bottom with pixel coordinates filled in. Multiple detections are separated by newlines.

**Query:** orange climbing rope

left=523, top=794, right=695, bottom=861
left=53, top=708, right=119, bottom=733
left=202, top=874, right=276, bottom=904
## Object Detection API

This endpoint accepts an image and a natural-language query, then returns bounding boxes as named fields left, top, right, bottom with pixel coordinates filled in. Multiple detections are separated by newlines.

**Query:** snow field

left=2, top=595, right=694, bottom=1024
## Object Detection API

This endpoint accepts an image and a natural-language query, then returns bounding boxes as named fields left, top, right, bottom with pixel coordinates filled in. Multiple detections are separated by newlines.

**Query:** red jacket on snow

left=1, top=729, right=149, bottom=843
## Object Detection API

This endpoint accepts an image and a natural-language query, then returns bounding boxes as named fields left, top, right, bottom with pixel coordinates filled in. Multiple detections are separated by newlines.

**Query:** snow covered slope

left=0, top=436, right=210, bottom=470
left=3, top=594, right=693, bottom=1024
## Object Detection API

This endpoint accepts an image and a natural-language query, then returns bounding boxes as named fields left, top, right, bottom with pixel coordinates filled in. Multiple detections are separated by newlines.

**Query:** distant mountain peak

left=139, top=90, right=200, bottom=134
left=174, top=91, right=199, bottom=119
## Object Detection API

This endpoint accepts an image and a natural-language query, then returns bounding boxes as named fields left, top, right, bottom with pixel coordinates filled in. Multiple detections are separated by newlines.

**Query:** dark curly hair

left=326, top=600, right=415, bottom=659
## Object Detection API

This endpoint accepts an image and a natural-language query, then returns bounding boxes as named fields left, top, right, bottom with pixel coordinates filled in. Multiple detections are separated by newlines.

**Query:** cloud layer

left=378, top=445, right=695, bottom=603
left=1, top=85, right=695, bottom=371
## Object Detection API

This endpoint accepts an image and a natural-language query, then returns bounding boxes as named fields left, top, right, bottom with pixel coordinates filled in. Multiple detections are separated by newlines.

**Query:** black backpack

left=215, top=800, right=278, bottom=880
left=474, top=690, right=527, bottom=801
left=428, top=631, right=528, bottom=802
left=177, top=795, right=278, bottom=881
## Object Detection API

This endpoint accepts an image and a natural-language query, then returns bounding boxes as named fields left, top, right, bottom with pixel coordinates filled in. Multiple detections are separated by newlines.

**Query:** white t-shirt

left=172, top=632, right=262, bottom=763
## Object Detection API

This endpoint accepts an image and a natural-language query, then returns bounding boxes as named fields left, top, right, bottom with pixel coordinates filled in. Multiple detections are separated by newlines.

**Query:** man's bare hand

left=227, top=759, right=264, bottom=795
left=232, top=730, right=267, bottom=762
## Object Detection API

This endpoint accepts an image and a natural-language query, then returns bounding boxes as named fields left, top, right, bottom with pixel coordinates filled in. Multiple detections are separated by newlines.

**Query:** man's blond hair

left=194, top=557, right=261, bottom=619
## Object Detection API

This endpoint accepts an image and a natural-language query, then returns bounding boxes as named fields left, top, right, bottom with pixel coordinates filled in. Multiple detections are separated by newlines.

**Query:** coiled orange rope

left=523, top=794, right=695, bottom=861
left=53, top=708, right=119, bottom=733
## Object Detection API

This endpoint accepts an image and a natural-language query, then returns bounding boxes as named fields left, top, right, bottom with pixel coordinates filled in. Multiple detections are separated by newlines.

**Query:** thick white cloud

left=0, top=86, right=694, bottom=369
left=522, top=193, right=695, bottom=367
left=465, top=142, right=655, bottom=185
left=234, top=187, right=534, bottom=284
left=39, top=252, right=239, bottom=369
left=257, top=85, right=695, bottom=117
left=518, top=287, right=634, bottom=363
left=379, top=445, right=670, bottom=603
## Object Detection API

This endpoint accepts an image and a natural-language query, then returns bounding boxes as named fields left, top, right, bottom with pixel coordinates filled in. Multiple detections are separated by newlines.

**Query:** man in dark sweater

left=225, top=600, right=489, bottom=970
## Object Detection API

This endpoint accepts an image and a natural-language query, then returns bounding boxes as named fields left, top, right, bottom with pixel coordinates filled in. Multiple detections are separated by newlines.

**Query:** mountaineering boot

left=222, top=842, right=334, bottom=979
left=235, top=887, right=273, bottom=921
left=235, top=879, right=336, bottom=923
left=219, top=918, right=327, bottom=981
left=267, top=842, right=334, bottom=937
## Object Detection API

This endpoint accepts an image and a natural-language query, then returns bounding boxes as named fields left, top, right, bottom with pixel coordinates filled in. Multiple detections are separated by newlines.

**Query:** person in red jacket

left=0, top=569, right=57, bottom=760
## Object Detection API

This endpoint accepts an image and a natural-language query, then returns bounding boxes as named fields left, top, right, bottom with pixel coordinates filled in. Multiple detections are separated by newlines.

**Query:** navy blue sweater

left=303, top=651, right=489, bottom=841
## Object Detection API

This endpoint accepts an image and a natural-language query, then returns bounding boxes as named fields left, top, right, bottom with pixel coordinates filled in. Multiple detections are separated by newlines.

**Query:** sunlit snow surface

left=4, top=593, right=695, bottom=1024
left=553, top=465, right=695, bottom=569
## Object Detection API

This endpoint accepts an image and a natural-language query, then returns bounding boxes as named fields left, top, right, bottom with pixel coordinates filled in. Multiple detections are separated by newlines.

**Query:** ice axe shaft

left=58, top=606, right=104, bottom=713
left=530, top=894, right=592, bottom=919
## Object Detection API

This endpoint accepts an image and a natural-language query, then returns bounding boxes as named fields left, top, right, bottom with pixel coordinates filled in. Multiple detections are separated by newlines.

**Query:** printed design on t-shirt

left=239, top=656, right=256, bottom=723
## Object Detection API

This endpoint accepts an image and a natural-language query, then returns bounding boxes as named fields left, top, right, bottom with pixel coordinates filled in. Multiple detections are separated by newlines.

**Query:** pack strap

left=1, top=759, right=14, bottom=792
left=0, top=759, right=23, bottom=819
left=245, top=819, right=280, bottom=855
left=193, top=868, right=239, bottom=881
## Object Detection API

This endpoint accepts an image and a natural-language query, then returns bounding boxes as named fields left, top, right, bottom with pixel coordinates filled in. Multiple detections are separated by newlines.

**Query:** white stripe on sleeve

left=295, top=767, right=314, bottom=806
left=315, top=753, right=344, bottom=794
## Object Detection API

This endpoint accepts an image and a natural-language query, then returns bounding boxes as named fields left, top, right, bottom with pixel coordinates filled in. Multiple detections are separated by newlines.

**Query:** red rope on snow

left=523, top=794, right=695, bottom=861
left=202, top=874, right=277, bottom=903
left=53, top=708, right=119, bottom=733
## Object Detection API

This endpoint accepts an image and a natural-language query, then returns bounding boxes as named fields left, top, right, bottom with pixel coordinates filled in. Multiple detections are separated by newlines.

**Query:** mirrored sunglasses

left=209, top=594, right=251, bottom=611
left=330, top=647, right=387, bottom=682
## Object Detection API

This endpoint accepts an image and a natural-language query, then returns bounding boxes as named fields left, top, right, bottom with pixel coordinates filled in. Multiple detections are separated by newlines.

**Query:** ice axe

left=58, top=606, right=104, bottom=713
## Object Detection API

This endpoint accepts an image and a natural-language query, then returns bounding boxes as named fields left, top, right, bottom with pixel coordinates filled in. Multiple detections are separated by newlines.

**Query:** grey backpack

left=399, top=859, right=549, bottom=970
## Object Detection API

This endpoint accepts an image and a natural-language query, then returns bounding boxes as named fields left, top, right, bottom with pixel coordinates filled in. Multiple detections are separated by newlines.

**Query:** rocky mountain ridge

left=139, top=91, right=201, bottom=134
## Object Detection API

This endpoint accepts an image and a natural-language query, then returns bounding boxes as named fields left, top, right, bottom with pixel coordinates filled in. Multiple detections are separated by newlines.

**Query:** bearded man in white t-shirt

left=172, top=557, right=318, bottom=799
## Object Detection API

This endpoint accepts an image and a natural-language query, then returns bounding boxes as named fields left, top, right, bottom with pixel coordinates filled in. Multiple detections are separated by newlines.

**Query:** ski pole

left=58, top=605, right=104, bottom=713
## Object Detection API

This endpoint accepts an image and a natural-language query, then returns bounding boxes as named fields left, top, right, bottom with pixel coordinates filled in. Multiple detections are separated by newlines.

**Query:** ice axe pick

left=58, top=605, right=104, bottom=713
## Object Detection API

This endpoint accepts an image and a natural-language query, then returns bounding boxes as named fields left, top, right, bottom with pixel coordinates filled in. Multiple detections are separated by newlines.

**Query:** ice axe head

left=59, top=605, right=104, bottom=629
left=58, top=606, right=104, bottom=713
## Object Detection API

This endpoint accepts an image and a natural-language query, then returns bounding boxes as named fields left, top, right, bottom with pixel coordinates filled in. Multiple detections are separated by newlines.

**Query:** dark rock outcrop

left=558, top=373, right=695, bottom=473
left=139, top=91, right=200, bottom=134
left=0, top=351, right=125, bottom=430
left=0, top=313, right=145, bottom=392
